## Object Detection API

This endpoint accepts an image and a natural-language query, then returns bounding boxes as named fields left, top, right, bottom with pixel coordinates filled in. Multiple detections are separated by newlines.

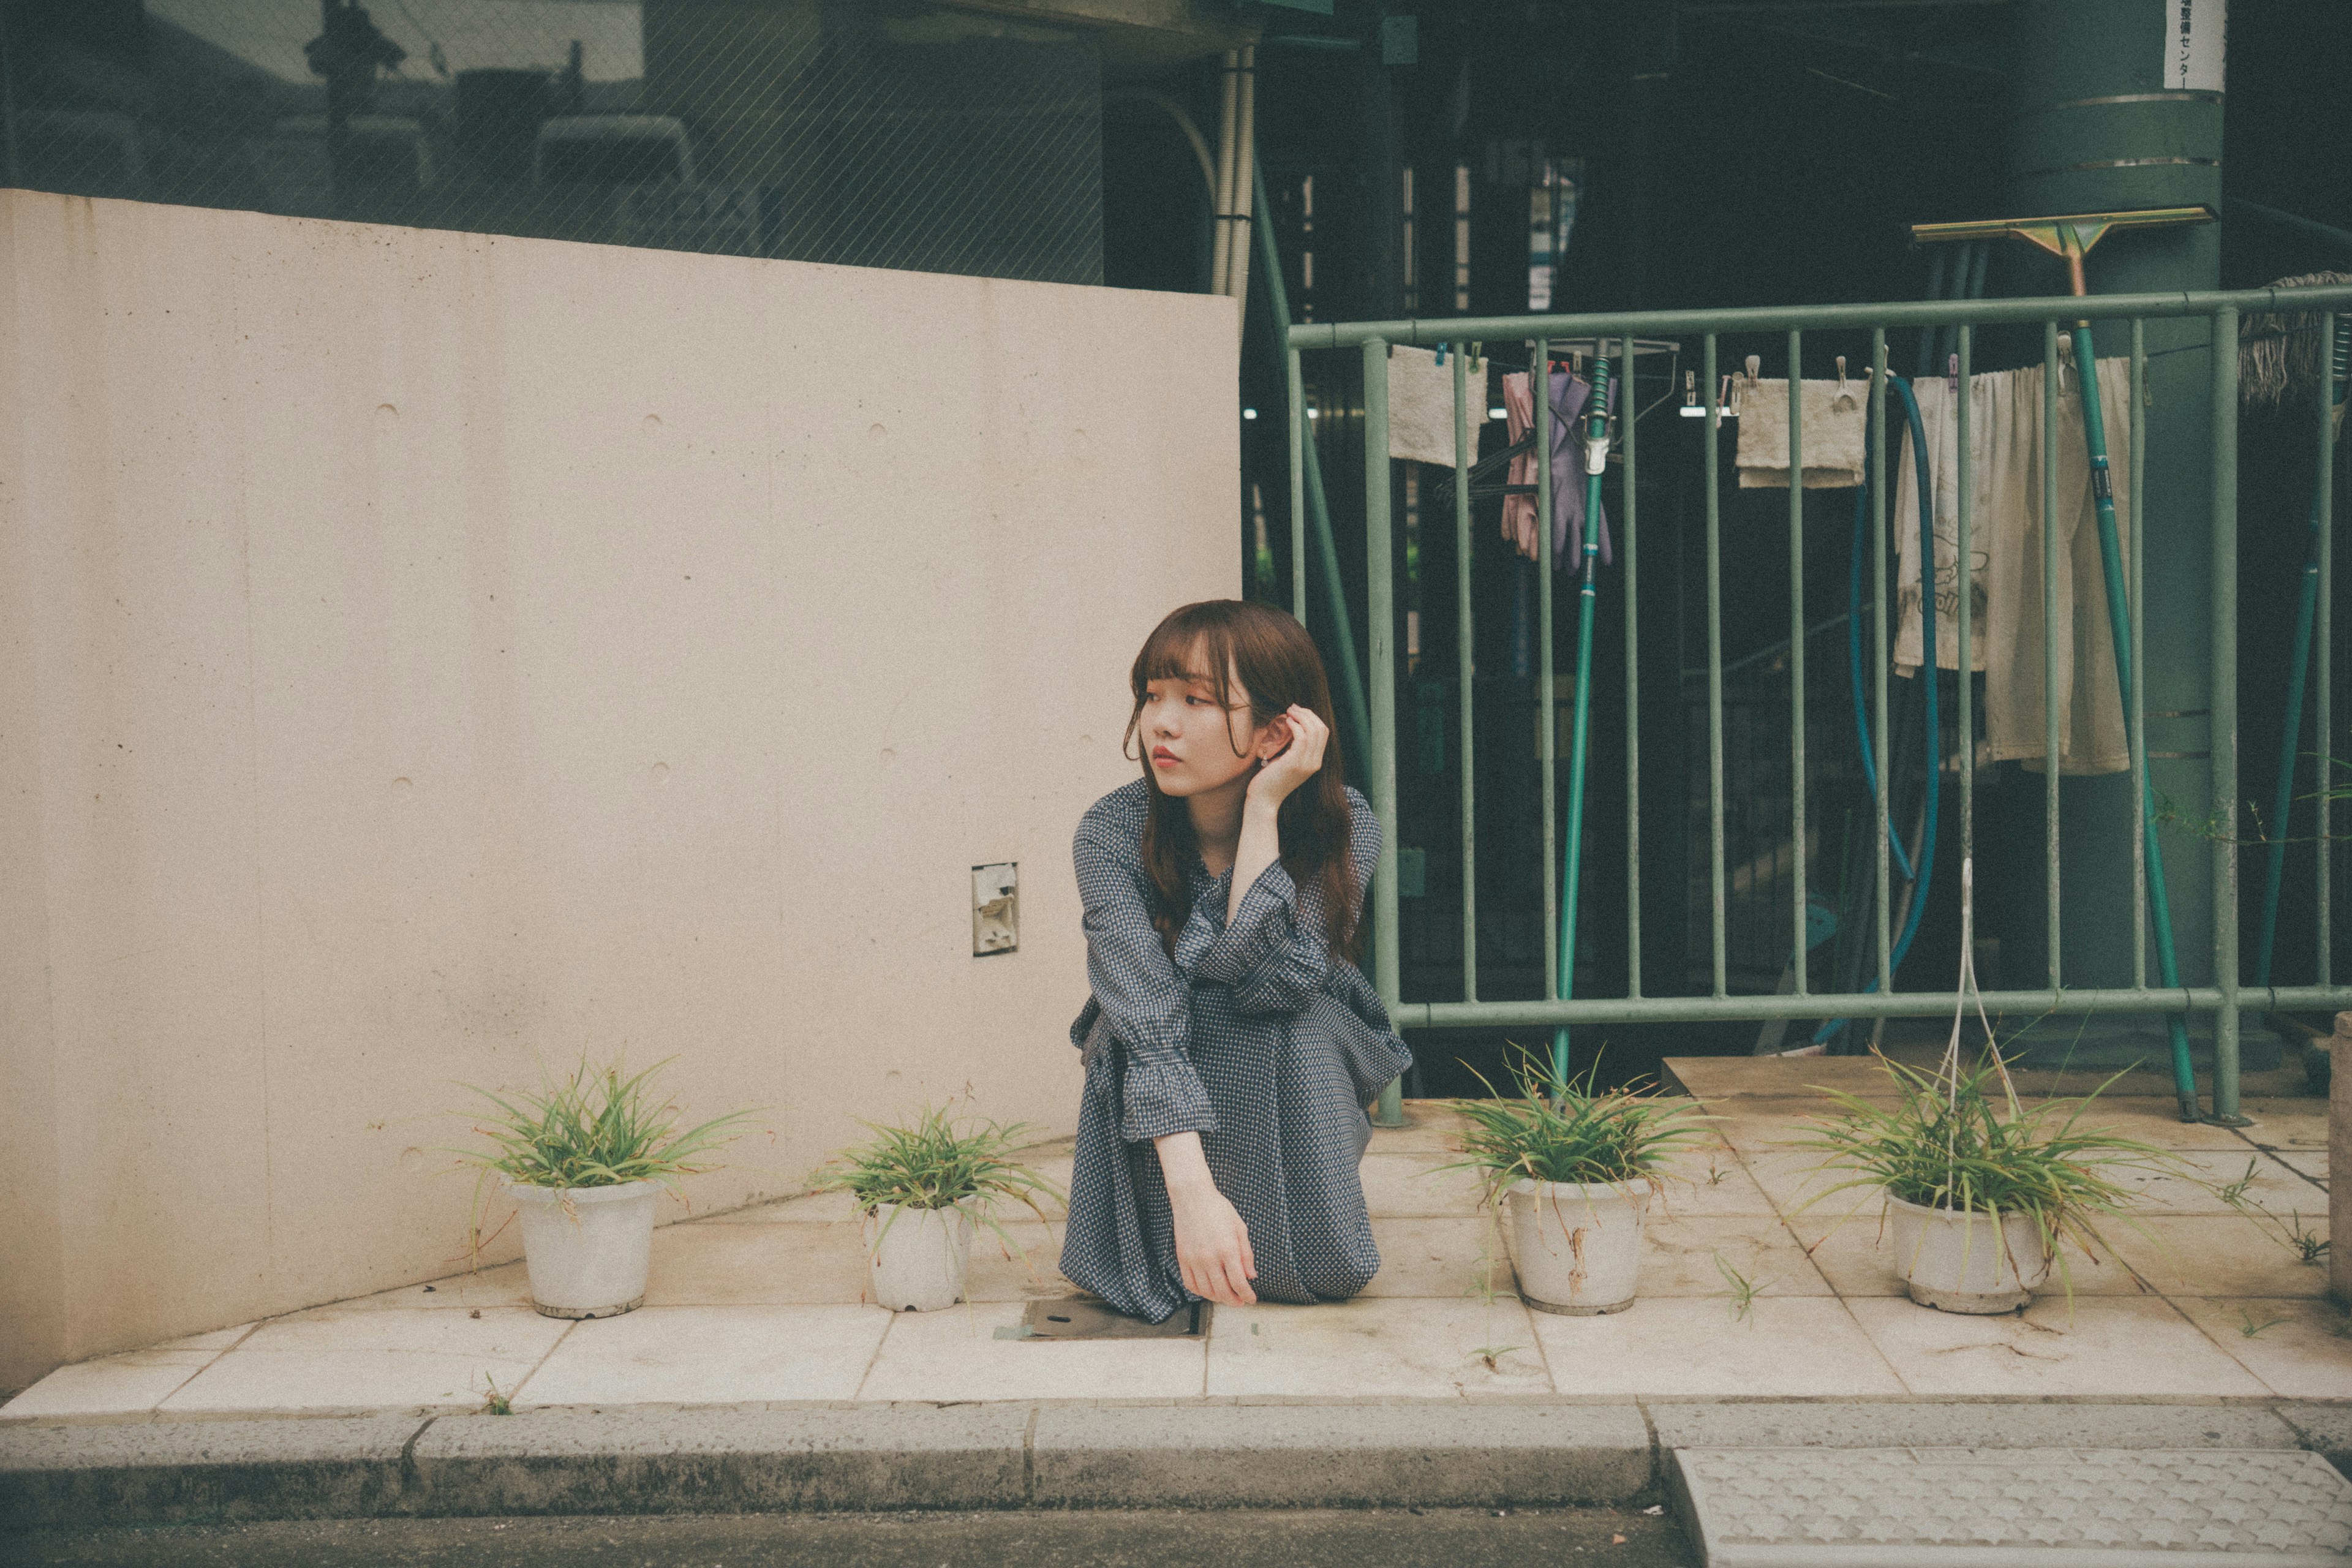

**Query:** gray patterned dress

left=1058, top=779, right=1414, bottom=1323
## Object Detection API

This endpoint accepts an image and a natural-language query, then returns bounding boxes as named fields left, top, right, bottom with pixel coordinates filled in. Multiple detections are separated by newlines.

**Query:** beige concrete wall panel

left=0, top=189, right=1238, bottom=1388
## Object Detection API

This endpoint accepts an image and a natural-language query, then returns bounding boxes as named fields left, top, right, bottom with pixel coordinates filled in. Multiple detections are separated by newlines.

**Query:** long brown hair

left=1121, top=600, right=1361, bottom=962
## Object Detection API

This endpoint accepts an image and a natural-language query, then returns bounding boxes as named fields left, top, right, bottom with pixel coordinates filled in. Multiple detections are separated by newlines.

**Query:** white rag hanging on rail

left=1734, top=376, right=1868, bottom=488
left=1892, top=349, right=2135, bottom=776
left=1385, top=344, right=1487, bottom=467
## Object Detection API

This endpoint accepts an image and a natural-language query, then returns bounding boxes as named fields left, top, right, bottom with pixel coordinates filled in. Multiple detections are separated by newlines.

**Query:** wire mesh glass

left=1, top=0, right=1104, bottom=285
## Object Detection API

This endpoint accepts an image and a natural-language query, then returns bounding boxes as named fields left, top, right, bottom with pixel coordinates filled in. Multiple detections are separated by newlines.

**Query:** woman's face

left=1139, top=657, right=1283, bottom=798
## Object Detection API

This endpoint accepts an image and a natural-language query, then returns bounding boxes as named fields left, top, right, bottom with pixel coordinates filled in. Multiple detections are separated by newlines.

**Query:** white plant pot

left=869, top=1201, right=974, bottom=1312
left=502, top=1178, right=659, bottom=1319
left=1505, top=1177, right=1649, bottom=1315
left=1885, top=1193, right=2052, bottom=1313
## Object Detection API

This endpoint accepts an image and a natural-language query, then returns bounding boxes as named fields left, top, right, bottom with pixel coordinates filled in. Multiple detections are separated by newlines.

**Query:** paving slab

left=516, top=1305, right=888, bottom=1407
left=0, top=1414, right=424, bottom=1529
left=859, top=1300, right=1207, bottom=1401
left=1670, top=1445, right=2352, bottom=1564
left=1030, top=1402, right=1653, bottom=1507
left=1849, top=1295, right=2271, bottom=1398
left=2175, top=1300, right=2352, bottom=1400
left=1205, top=1295, right=1547, bottom=1398
left=1533, top=1297, right=1906, bottom=1398
left=157, top=1307, right=569, bottom=1415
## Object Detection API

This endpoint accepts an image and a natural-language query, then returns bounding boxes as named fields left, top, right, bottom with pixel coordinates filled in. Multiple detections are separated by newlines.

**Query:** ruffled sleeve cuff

left=1120, top=1062, right=1220, bottom=1144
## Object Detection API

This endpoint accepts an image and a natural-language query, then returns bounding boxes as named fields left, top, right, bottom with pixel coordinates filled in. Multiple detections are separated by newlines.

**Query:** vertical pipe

left=1455, top=345, right=1479, bottom=1003
left=1872, top=330, right=1892, bottom=995
left=2043, top=321, right=2062, bottom=989
left=2212, top=306, right=2241, bottom=1120
left=1958, top=328, right=1975, bottom=878
left=1363, top=338, right=1404, bottom=1125
left=1289, top=348, right=1308, bottom=623
left=1789, top=331, right=1809, bottom=995
left=1706, top=335, right=1728, bottom=997
left=1621, top=333, right=1643, bottom=998
left=2321, top=312, right=2339, bottom=990
left=1254, top=153, right=1308, bottom=625
left=1537, top=341, right=1559, bottom=1007
left=2131, top=319, right=2149, bottom=987
left=1209, top=49, right=1239, bottom=296
left=1226, top=45, right=1257, bottom=326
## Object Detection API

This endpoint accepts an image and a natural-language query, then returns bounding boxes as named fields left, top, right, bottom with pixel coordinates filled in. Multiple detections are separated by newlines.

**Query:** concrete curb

left=2, top=1400, right=2345, bottom=1529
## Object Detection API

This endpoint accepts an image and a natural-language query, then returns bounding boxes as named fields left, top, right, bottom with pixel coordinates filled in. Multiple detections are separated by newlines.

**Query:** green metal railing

left=1286, top=283, right=2352, bottom=1122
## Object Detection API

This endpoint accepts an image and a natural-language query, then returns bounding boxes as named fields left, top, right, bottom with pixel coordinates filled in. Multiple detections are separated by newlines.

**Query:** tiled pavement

left=6, top=1056, right=2342, bottom=1420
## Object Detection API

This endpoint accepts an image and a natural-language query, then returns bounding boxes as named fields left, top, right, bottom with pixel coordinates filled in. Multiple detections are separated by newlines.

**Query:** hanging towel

left=1386, top=344, right=1487, bottom=467
left=1501, top=369, right=1611, bottom=567
left=1891, top=350, right=2135, bottom=776
left=1735, top=377, right=1868, bottom=488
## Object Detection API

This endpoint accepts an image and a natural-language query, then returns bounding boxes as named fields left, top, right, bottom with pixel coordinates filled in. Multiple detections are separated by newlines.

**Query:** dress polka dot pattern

left=1058, top=779, right=1414, bottom=1324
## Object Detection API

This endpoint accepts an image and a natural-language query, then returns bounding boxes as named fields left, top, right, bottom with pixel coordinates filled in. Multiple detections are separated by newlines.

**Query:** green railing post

left=1363, top=337, right=1404, bottom=1128
left=1787, top=331, right=1809, bottom=997
left=2042, top=323, right=2062, bottom=990
left=1705, top=334, right=1727, bottom=997
left=2212, top=305, right=2242, bottom=1120
left=2320, top=312, right=2338, bottom=991
left=1620, top=334, right=1642, bottom=998
left=1454, top=344, right=1479, bottom=1005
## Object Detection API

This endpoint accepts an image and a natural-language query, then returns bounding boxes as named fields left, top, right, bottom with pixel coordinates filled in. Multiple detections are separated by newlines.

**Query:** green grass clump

left=1782, top=1049, right=2188, bottom=1299
left=440, top=1054, right=764, bottom=1264
left=805, top=1104, right=1066, bottom=1257
left=1430, top=1049, right=1714, bottom=1207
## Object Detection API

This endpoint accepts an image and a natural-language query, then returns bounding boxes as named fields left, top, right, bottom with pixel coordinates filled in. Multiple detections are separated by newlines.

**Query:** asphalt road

left=2, top=1507, right=1695, bottom=1568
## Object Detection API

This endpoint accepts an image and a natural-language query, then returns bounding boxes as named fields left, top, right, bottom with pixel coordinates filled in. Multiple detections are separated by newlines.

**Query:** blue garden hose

left=1817, top=372, right=1938, bottom=1044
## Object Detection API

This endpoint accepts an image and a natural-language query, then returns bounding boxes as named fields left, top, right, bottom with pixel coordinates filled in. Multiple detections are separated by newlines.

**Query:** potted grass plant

left=1785, top=1049, right=2188, bottom=1313
left=807, top=1105, right=1066, bottom=1312
left=443, top=1057, right=761, bottom=1319
left=1433, top=1052, right=1713, bottom=1315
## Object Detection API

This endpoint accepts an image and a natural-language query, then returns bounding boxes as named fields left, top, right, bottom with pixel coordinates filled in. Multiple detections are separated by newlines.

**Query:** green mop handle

left=2253, top=322, right=2351, bottom=992
left=2072, top=323, right=2203, bottom=1121
left=1554, top=352, right=1612, bottom=1089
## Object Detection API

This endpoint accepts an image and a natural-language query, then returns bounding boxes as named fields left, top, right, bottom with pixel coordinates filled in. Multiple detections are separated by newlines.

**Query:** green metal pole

left=2253, top=317, right=2346, bottom=993
left=1363, top=337, right=1404, bottom=1128
left=1553, top=352, right=1612, bottom=1087
left=2212, top=304, right=2244, bottom=1121
left=2073, top=320, right=2204, bottom=1119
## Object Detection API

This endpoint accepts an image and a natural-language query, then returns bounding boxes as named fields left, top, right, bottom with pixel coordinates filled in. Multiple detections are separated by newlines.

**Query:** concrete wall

left=0, top=189, right=1238, bottom=1394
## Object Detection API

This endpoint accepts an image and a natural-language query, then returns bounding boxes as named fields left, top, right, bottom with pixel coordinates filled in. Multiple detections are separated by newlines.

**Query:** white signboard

left=2165, top=0, right=2226, bottom=92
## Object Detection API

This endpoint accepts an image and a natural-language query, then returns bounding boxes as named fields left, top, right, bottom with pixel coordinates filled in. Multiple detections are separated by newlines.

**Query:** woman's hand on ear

left=1246, top=704, right=1329, bottom=809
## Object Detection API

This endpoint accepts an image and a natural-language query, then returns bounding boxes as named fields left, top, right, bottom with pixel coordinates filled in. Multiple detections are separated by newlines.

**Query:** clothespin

left=1835, top=355, right=1856, bottom=409
left=1679, top=369, right=1706, bottom=419
left=1947, top=352, right=1959, bottom=395
left=1435, top=342, right=1447, bottom=366
left=1744, top=354, right=1761, bottom=388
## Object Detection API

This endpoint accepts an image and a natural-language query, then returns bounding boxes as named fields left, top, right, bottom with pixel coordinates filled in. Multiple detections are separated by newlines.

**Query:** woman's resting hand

left=1152, top=1131, right=1257, bottom=1306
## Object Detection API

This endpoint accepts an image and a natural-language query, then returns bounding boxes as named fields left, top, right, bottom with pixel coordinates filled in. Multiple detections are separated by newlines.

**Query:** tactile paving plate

left=1670, top=1447, right=2352, bottom=1566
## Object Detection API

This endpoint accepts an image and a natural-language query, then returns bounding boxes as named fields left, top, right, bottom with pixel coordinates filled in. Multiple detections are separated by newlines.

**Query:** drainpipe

left=1210, top=48, right=1240, bottom=296
left=1226, top=46, right=1257, bottom=331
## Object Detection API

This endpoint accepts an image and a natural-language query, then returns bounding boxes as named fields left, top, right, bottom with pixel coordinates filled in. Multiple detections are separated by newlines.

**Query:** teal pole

left=2072, top=322, right=2203, bottom=1120
left=1553, top=353, right=1613, bottom=1087
left=2253, top=317, right=2348, bottom=994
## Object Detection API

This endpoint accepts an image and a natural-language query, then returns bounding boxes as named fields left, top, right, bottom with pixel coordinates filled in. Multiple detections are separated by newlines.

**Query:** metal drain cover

left=998, top=1297, right=1209, bottom=1340
left=1671, top=1447, right=2352, bottom=1566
